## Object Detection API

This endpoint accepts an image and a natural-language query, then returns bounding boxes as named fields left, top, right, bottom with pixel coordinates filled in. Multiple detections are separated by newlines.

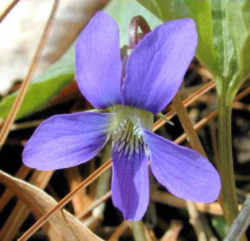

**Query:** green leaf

left=240, top=2, right=250, bottom=79
left=211, top=216, right=227, bottom=239
left=224, top=0, right=250, bottom=93
left=0, top=47, right=74, bottom=119
left=136, top=1, right=218, bottom=76
left=187, top=0, right=250, bottom=95
left=184, top=0, right=218, bottom=76
left=137, top=0, right=250, bottom=97
left=105, top=0, right=162, bottom=46
left=137, top=0, right=189, bottom=21
left=211, top=0, right=239, bottom=95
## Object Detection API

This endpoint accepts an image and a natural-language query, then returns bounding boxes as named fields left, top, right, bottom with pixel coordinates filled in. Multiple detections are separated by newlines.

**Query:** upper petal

left=23, top=112, right=110, bottom=170
left=111, top=143, right=149, bottom=221
left=144, top=130, right=221, bottom=203
left=122, top=18, right=197, bottom=113
left=75, top=11, right=122, bottom=108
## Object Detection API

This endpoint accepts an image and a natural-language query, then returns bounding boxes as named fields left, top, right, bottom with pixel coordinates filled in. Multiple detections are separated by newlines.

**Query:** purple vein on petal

left=111, top=142, right=149, bottom=221
left=144, top=129, right=221, bottom=203
left=122, top=18, right=197, bottom=113
left=75, top=11, right=122, bottom=109
left=23, top=112, right=111, bottom=170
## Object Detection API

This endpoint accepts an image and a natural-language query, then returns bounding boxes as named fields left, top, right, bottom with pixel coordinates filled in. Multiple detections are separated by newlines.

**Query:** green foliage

left=224, top=0, right=250, bottom=95
left=211, top=216, right=227, bottom=239
left=137, top=0, right=250, bottom=97
left=137, top=0, right=189, bottom=21
left=184, top=0, right=217, bottom=77
left=0, top=47, right=75, bottom=119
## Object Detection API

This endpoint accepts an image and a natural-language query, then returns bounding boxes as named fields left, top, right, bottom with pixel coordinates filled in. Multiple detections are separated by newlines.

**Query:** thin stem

left=217, top=92, right=247, bottom=241
left=128, top=15, right=151, bottom=48
left=131, top=221, right=149, bottom=241
left=93, top=147, right=111, bottom=218
left=0, top=0, right=20, bottom=22
left=217, top=94, right=239, bottom=224
left=108, top=221, right=129, bottom=241
left=77, top=191, right=111, bottom=219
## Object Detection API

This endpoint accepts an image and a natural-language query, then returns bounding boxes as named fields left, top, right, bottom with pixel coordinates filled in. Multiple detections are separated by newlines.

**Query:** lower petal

left=23, top=112, right=110, bottom=170
left=144, top=130, right=221, bottom=203
left=111, top=144, right=149, bottom=221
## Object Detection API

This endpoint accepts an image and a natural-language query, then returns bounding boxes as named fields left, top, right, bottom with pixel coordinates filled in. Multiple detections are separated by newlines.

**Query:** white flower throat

left=108, top=105, right=153, bottom=157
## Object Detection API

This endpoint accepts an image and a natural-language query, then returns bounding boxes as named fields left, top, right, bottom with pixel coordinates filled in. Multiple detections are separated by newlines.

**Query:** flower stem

left=216, top=77, right=247, bottom=241
left=217, top=93, right=239, bottom=225
left=131, top=221, right=149, bottom=241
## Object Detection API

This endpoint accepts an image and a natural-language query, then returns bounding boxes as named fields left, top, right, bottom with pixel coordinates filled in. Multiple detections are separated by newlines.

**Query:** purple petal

left=122, top=18, right=197, bottom=113
left=75, top=11, right=122, bottom=108
left=23, top=112, right=110, bottom=170
left=144, top=130, right=221, bottom=202
left=111, top=144, right=149, bottom=220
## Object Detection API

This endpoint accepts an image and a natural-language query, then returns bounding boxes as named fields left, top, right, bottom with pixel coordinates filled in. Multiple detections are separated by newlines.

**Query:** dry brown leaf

left=0, top=170, right=104, bottom=241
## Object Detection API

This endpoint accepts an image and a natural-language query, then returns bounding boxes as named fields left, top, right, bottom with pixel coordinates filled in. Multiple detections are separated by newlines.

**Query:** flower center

left=112, top=119, right=144, bottom=157
left=108, top=105, right=153, bottom=157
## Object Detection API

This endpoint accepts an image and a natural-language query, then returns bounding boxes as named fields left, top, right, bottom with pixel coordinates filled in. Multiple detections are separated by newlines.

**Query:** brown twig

left=108, top=221, right=129, bottom=241
left=65, top=167, right=92, bottom=216
left=175, top=87, right=250, bottom=144
left=161, top=220, right=183, bottom=241
left=0, top=0, right=20, bottom=22
left=0, top=0, right=59, bottom=148
left=153, top=80, right=215, bottom=131
left=77, top=191, right=111, bottom=219
left=151, top=191, right=228, bottom=215
left=172, top=93, right=206, bottom=155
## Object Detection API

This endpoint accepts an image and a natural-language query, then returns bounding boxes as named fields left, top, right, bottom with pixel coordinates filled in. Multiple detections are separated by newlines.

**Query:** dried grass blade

left=0, top=165, right=30, bottom=211
left=18, top=160, right=112, bottom=241
left=0, top=170, right=103, bottom=241
left=0, top=171, right=53, bottom=241
left=77, top=191, right=111, bottom=219
left=0, top=0, right=59, bottom=148
left=151, top=191, right=224, bottom=215
left=108, top=221, right=129, bottom=241
left=160, top=220, right=183, bottom=241
left=0, top=0, right=20, bottom=22
left=65, top=167, right=92, bottom=216
left=172, top=93, right=216, bottom=241
left=153, top=80, right=215, bottom=131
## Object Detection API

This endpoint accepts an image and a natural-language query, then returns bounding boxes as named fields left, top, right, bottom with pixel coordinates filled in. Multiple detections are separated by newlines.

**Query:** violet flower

left=23, top=11, right=221, bottom=221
